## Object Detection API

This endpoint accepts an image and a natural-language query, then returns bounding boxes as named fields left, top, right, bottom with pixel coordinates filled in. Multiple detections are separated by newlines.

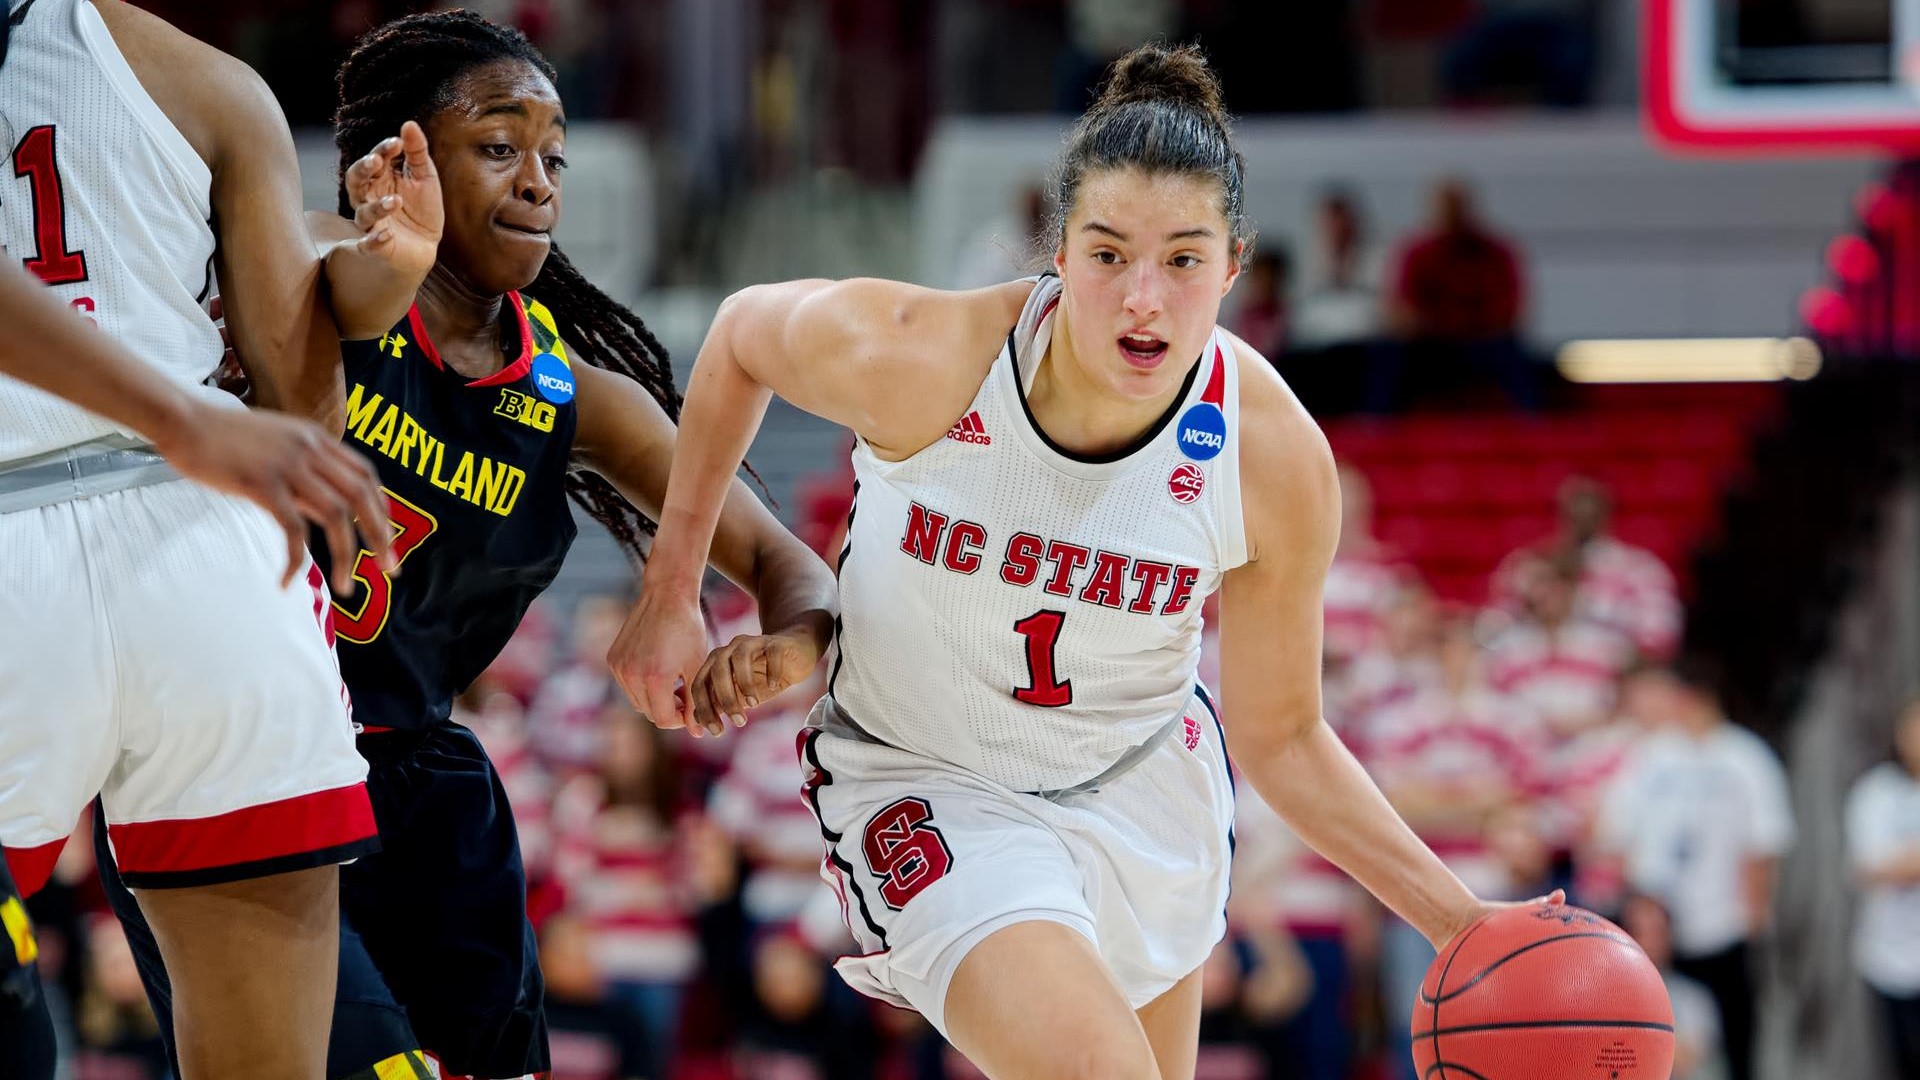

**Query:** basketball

left=1412, top=902, right=1675, bottom=1080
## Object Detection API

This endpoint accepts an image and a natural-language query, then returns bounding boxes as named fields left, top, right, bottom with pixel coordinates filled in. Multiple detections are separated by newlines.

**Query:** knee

left=1048, top=1040, right=1161, bottom=1080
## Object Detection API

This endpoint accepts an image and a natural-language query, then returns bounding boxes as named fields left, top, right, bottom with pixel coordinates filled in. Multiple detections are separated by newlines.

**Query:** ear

left=1052, top=244, right=1067, bottom=277
left=1220, top=239, right=1246, bottom=297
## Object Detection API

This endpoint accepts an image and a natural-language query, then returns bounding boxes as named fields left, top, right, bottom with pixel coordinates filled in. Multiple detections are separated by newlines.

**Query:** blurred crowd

left=21, top=467, right=1920, bottom=1080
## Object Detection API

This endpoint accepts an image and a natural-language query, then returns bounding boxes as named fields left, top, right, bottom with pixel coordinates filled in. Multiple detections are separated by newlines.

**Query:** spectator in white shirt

left=1596, top=661, right=1794, bottom=1080
left=1846, top=696, right=1920, bottom=1079
left=1486, top=553, right=1636, bottom=741
left=1620, top=892, right=1724, bottom=1080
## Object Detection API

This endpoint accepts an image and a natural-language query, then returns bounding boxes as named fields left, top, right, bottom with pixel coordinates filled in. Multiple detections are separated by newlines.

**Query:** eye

left=1171, top=254, right=1201, bottom=269
left=1092, top=250, right=1122, bottom=266
left=545, top=155, right=569, bottom=172
left=483, top=143, right=515, bottom=159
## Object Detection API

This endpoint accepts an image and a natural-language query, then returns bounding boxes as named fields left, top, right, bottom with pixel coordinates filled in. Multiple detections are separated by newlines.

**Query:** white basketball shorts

left=0, top=478, right=376, bottom=895
left=799, top=686, right=1235, bottom=1037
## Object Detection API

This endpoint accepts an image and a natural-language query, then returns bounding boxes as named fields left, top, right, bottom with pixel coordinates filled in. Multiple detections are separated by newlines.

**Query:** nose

left=1122, top=262, right=1165, bottom=322
left=515, top=153, right=556, bottom=207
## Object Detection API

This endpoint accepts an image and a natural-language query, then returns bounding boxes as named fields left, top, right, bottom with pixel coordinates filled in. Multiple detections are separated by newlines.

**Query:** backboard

left=1647, top=0, right=1920, bottom=152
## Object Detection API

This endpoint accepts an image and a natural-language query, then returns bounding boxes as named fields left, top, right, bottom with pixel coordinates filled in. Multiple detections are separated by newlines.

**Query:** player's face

left=1053, top=168, right=1242, bottom=406
left=426, top=61, right=567, bottom=296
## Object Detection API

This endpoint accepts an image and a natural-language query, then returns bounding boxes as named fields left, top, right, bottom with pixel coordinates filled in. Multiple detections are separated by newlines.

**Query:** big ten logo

left=494, top=388, right=556, bottom=432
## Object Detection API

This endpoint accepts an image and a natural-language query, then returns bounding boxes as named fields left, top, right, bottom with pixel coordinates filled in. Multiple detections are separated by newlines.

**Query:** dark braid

left=332, top=10, right=684, bottom=563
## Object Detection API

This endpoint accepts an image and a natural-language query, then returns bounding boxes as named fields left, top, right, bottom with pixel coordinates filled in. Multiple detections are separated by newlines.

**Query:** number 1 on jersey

left=1013, top=609, right=1073, bottom=707
left=11, top=126, right=89, bottom=285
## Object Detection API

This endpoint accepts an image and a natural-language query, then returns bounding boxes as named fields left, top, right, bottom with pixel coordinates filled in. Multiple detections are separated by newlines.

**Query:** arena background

left=25, top=3, right=1920, bottom=1079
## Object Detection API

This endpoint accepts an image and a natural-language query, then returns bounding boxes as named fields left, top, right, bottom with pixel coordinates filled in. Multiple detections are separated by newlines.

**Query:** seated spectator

left=481, top=597, right=559, bottom=705
left=1492, top=476, right=1681, bottom=660
left=1845, top=695, right=1920, bottom=1080
left=1231, top=792, right=1363, bottom=1080
left=733, top=926, right=876, bottom=1080
left=529, top=594, right=630, bottom=772
left=1484, top=554, right=1636, bottom=741
left=707, top=679, right=831, bottom=926
left=540, top=912, right=655, bottom=1080
left=1335, top=581, right=1443, bottom=746
left=1194, top=935, right=1303, bottom=1080
left=1619, top=894, right=1724, bottom=1080
left=1372, top=177, right=1537, bottom=412
left=461, top=686, right=560, bottom=879
left=1293, top=186, right=1386, bottom=352
left=553, top=706, right=703, bottom=1078
left=1323, top=464, right=1418, bottom=687
left=1550, top=666, right=1659, bottom=909
left=1365, top=616, right=1542, bottom=1080
left=1229, top=247, right=1291, bottom=360
left=72, top=916, right=168, bottom=1080
left=1594, top=661, right=1794, bottom=1080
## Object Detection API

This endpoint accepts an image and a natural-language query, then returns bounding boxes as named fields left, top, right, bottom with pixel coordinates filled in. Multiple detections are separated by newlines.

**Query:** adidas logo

left=945, top=410, right=991, bottom=445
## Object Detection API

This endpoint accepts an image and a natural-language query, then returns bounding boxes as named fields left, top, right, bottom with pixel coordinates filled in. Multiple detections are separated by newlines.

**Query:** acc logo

left=530, top=352, right=574, bottom=404
left=1176, top=403, right=1226, bottom=461
left=494, top=388, right=556, bottom=433
left=1168, top=462, right=1205, bottom=504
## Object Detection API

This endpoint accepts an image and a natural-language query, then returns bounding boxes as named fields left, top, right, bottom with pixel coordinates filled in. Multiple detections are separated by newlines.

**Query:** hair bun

left=1093, top=43, right=1228, bottom=127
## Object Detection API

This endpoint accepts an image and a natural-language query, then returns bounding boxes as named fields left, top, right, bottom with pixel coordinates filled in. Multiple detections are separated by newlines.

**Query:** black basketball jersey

left=315, top=292, right=580, bottom=730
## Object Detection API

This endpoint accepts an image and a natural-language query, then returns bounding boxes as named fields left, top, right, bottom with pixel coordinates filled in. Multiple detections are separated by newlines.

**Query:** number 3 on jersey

left=332, top=490, right=438, bottom=644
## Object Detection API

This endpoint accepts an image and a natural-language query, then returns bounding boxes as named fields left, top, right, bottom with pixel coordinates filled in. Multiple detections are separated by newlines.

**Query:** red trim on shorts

left=4, top=838, right=68, bottom=899
left=107, top=783, right=377, bottom=881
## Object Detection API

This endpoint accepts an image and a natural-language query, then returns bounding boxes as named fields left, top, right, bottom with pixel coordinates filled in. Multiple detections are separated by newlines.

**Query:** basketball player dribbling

left=0, top=1, right=441, bottom=1075
left=625, top=45, right=1540, bottom=1078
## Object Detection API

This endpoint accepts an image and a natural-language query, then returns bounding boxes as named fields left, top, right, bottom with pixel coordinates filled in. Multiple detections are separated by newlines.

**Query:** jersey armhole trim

left=72, top=0, right=213, bottom=215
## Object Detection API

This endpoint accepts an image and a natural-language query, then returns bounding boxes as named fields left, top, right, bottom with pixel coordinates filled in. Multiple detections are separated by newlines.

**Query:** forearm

left=1741, top=857, right=1778, bottom=933
left=1239, top=719, right=1479, bottom=945
left=0, top=264, right=199, bottom=447
left=744, top=528, right=837, bottom=657
left=322, top=239, right=425, bottom=340
left=642, top=309, right=775, bottom=600
left=1862, top=847, right=1920, bottom=887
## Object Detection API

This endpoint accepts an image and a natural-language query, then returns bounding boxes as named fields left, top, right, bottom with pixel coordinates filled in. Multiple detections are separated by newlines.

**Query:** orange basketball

left=1412, top=902, right=1675, bottom=1080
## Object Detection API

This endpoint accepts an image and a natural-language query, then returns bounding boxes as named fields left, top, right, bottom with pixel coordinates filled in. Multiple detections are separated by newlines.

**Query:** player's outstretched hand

left=609, top=587, right=709, bottom=735
left=154, top=403, right=395, bottom=593
left=687, top=628, right=823, bottom=735
left=342, top=120, right=442, bottom=276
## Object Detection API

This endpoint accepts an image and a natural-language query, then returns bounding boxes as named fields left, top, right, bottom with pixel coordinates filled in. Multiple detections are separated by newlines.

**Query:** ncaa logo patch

left=530, top=352, right=574, bottom=404
left=1168, top=462, right=1205, bottom=504
left=1176, top=403, right=1226, bottom=461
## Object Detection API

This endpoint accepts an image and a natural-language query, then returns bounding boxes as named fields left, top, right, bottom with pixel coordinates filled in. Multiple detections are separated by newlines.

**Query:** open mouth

left=1118, top=331, right=1170, bottom=368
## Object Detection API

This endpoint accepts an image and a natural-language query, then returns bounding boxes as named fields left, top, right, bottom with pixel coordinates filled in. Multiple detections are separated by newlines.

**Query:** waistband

left=0, top=435, right=179, bottom=514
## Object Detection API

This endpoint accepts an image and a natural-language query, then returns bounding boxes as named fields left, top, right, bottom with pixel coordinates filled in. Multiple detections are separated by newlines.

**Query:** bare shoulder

left=88, top=1, right=283, bottom=170
left=1221, top=329, right=1339, bottom=565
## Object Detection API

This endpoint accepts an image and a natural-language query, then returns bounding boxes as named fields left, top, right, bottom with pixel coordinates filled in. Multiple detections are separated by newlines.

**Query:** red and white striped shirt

left=1485, top=616, right=1635, bottom=741
left=551, top=781, right=701, bottom=986
left=1493, top=537, right=1679, bottom=660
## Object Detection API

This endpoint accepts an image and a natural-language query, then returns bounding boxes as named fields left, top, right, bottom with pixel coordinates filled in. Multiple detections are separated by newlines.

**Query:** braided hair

left=332, top=9, right=681, bottom=563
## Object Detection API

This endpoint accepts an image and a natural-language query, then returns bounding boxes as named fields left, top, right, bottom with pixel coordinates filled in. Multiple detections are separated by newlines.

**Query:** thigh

left=945, top=920, right=1160, bottom=1080
left=0, top=501, right=116, bottom=894
left=97, top=809, right=425, bottom=1080
left=1136, top=968, right=1204, bottom=1080
left=344, top=727, right=547, bottom=1078
left=88, top=482, right=374, bottom=887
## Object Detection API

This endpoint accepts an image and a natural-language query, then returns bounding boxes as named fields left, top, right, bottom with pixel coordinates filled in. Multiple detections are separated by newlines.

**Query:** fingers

left=289, top=470, right=362, bottom=597
left=323, top=447, right=394, bottom=573
left=343, top=138, right=397, bottom=206
left=641, top=673, right=687, bottom=733
left=354, top=193, right=402, bottom=233
left=275, top=492, right=306, bottom=589
left=691, top=644, right=743, bottom=736
left=398, top=120, right=434, bottom=179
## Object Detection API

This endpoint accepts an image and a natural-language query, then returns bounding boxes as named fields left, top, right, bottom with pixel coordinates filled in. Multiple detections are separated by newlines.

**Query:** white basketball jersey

left=829, top=276, right=1248, bottom=793
left=0, top=0, right=223, bottom=464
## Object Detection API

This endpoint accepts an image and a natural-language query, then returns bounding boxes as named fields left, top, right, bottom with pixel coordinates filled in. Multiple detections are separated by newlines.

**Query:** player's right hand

left=686, top=627, right=822, bottom=734
left=155, top=403, right=395, bottom=593
left=609, top=586, right=710, bottom=736
left=342, top=121, right=442, bottom=276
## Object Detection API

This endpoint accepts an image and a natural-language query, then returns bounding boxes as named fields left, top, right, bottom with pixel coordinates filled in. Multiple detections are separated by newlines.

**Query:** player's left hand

left=609, top=584, right=708, bottom=735
left=342, top=120, right=442, bottom=275
left=687, top=627, right=823, bottom=735
left=1430, top=889, right=1567, bottom=950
